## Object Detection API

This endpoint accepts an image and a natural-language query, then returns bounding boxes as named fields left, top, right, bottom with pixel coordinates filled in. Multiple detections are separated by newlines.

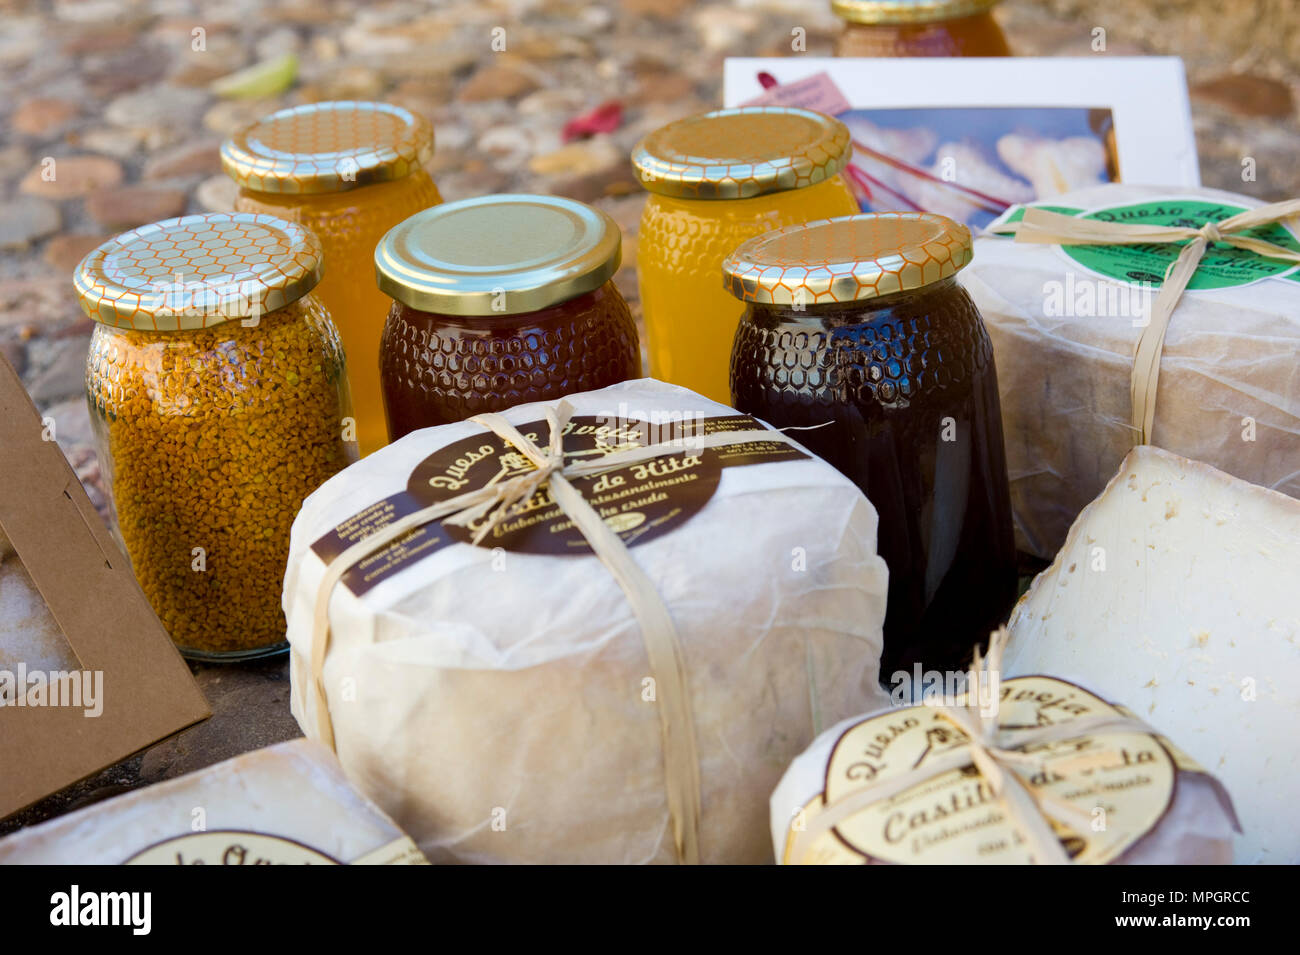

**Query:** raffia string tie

left=308, top=400, right=800, bottom=865
left=998, top=198, right=1300, bottom=445
left=788, top=627, right=1162, bottom=865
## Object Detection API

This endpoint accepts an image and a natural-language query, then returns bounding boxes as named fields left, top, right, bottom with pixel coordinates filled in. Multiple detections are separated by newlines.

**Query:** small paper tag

left=740, top=71, right=852, bottom=115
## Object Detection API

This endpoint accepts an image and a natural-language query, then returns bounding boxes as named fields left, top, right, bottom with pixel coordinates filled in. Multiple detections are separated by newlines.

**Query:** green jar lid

left=375, top=194, right=622, bottom=316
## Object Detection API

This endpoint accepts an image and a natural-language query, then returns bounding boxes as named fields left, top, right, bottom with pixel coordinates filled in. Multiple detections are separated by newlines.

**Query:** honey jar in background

left=832, top=0, right=1011, bottom=56
left=222, top=101, right=442, bottom=458
left=723, top=213, right=1016, bottom=679
left=376, top=194, right=641, bottom=438
left=632, top=107, right=860, bottom=406
left=78, top=213, right=355, bottom=661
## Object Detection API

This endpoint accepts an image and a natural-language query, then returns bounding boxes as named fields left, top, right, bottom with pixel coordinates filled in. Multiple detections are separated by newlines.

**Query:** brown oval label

left=405, top=415, right=723, bottom=555
left=310, top=412, right=808, bottom=595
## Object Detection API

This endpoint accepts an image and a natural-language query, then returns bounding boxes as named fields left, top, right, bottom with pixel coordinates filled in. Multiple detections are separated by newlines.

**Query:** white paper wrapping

left=1004, top=445, right=1300, bottom=864
left=0, top=739, right=424, bottom=864
left=770, top=708, right=1238, bottom=865
left=283, top=379, right=891, bottom=864
left=958, top=183, right=1300, bottom=558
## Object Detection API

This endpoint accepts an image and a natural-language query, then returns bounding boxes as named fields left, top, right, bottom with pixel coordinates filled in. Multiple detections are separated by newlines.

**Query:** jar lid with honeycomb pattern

left=375, top=194, right=622, bottom=316
left=221, top=101, right=434, bottom=195
left=721, top=212, right=972, bottom=306
left=631, top=107, right=851, bottom=201
left=831, top=0, right=1001, bottom=26
left=74, top=213, right=324, bottom=331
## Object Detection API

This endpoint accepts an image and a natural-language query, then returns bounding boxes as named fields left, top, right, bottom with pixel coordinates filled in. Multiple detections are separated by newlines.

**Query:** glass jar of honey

left=77, top=214, right=356, bottom=660
left=222, top=101, right=442, bottom=458
left=832, top=0, right=1011, bottom=56
left=723, top=213, right=1016, bottom=678
left=376, top=194, right=641, bottom=437
left=632, top=107, right=860, bottom=405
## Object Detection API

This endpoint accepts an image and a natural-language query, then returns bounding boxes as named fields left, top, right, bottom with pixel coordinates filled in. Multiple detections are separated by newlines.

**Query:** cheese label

left=788, top=677, right=1178, bottom=865
left=312, top=413, right=806, bottom=596
left=990, top=198, right=1300, bottom=290
left=124, top=831, right=343, bottom=865
left=123, top=831, right=428, bottom=865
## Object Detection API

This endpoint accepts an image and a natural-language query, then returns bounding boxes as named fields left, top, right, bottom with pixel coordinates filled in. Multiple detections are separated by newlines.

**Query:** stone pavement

left=1, top=0, right=1296, bottom=830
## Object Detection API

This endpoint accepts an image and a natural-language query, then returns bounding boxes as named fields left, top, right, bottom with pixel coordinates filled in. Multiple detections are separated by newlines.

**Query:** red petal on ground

left=562, top=100, right=624, bottom=142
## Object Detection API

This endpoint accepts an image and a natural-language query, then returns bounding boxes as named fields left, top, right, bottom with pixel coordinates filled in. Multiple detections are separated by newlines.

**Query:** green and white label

left=1017, top=198, right=1300, bottom=290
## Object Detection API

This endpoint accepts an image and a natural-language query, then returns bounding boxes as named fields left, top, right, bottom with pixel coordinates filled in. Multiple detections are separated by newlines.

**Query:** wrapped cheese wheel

left=772, top=662, right=1240, bottom=865
left=959, top=183, right=1300, bottom=557
left=0, top=739, right=427, bottom=864
left=1006, top=445, right=1300, bottom=864
left=284, top=378, right=891, bottom=864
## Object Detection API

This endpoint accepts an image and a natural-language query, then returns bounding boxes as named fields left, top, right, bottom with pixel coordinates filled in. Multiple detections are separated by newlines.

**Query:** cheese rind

left=1005, top=445, right=1300, bottom=864
left=0, top=739, right=425, bottom=865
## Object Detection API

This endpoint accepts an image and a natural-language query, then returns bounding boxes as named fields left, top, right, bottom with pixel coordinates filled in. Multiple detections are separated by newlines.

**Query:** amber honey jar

left=832, top=0, right=1011, bottom=57
left=77, top=214, right=355, bottom=660
left=633, top=107, right=860, bottom=405
left=376, top=194, right=641, bottom=437
left=222, top=101, right=442, bottom=458
left=723, top=213, right=1016, bottom=677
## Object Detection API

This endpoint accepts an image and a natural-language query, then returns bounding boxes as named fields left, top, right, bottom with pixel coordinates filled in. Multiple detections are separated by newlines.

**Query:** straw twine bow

left=309, top=400, right=797, bottom=865
left=1000, top=199, right=1300, bottom=445
left=788, top=628, right=1162, bottom=865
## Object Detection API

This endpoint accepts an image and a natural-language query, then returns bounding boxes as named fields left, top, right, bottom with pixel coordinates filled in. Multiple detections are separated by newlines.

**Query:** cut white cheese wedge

left=0, top=739, right=427, bottom=865
left=1005, top=445, right=1300, bottom=864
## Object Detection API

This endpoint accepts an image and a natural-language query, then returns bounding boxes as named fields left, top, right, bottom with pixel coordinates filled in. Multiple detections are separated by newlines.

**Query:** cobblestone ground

left=1, top=0, right=1296, bottom=825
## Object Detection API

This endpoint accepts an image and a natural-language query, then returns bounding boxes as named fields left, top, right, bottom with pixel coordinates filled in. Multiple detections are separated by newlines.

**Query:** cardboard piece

left=0, top=352, right=209, bottom=819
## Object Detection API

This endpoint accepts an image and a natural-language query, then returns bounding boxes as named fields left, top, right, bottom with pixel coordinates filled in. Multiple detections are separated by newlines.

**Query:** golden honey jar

left=77, top=213, right=356, bottom=660
left=632, top=106, right=860, bottom=405
left=222, top=101, right=443, bottom=458
left=832, top=0, right=1011, bottom=57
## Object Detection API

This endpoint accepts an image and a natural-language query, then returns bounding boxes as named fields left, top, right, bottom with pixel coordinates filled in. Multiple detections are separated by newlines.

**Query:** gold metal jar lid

left=831, top=0, right=1001, bottom=25
left=375, top=194, right=622, bottom=316
left=74, top=213, right=324, bottom=331
left=631, top=107, right=851, bottom=200
left=722, top=212, right=972, bottom=306
left=221, top=101, right=434, bottom=195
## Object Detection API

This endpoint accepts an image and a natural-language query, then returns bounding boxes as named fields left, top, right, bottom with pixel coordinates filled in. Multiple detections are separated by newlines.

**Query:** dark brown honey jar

left=376, top=194, right=641, bottom=438
left=724, top=212, right=1016, bottom=679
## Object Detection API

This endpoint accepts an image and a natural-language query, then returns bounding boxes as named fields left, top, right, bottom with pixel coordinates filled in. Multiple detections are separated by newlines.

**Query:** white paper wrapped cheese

left=959, top=183, right=1300, bottom=558
left=284, top=379, right=891, bottom=864
left=0, top=739, right=427, bottom=864
left=771, top=682, right=1239, bottom=865
left=1005, top=446, right=1300, bottom=864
